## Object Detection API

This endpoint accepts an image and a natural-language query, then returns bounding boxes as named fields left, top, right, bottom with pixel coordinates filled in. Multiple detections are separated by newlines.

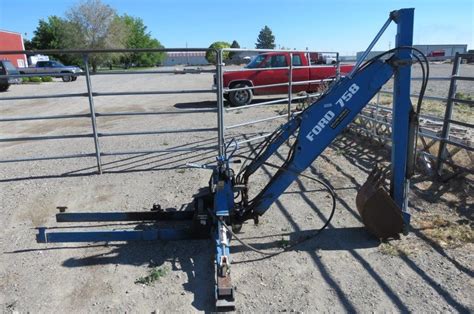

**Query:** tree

left=255, top=26, right=275, bottom=49
left=29, top=0, right=165, bottom=70
left=205, top=41, right=231, bottom=64
left=23, top=38, right=34, bottom=50
left=30, top=16, right=81, bottom=65
left=66, top=0, right=128, bottom=71
left=31, top=16, right=67, bottom=50
left=229, top=40, right=240, bottom=59
left=119, top=15, right=165, bottom=67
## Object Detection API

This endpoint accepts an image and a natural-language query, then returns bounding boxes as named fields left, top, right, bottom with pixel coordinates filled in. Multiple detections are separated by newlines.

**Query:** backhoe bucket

left=356, top=166, right=404, bottom=239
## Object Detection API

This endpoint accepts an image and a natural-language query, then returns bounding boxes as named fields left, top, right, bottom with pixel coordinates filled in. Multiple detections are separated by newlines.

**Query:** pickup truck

left=19, top=60, right=83, bottom=82
left=221, top=52, right=353, bottom=106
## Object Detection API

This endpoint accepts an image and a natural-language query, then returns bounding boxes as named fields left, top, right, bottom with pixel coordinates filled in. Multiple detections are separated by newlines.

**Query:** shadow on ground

left=4, top=130, right=472, bottom=311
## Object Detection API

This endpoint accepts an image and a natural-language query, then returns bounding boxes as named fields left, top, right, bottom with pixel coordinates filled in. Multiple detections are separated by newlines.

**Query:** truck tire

left=0, top=84, right=9, bottom=92
left=62, top=73, right=72, bottom=82
left=229, top=83, right=252, bottom=107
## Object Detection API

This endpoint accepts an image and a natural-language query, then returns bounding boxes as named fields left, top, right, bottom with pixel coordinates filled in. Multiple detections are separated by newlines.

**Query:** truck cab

left=0, top=60, right=21, bottom=92
left=222, top=51, right=353, bottom=106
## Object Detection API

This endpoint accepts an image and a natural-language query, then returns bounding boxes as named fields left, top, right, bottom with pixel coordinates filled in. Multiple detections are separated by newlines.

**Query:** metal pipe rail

left=98, top=128, right=217, bottom=137
left=225, top=92, right=322, bottom=111
left=0, top=113, right=90, bottom=122
left=225, top=114, right=288, bottom=130
left=0, top=92, right=88, bottom=101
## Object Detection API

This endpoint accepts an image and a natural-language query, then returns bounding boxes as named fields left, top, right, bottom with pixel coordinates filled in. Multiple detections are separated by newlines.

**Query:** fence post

left=336, top=52, right=341, bottom=80
left=373, top=92, right=380, bottom=138
left=436, top=53, right=461, bottom=175
left=216, top=49, right=225, bottom=158
left=287, top=52, right=293, bottom=121
left=83, top=54, right=103, bottom=174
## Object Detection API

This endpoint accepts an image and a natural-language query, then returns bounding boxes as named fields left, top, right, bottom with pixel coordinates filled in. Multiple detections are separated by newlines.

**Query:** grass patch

left=417, top=216, right=473, bottom=248
left=379, top=242, right=414, bottom=256
left=29, top=76, right=42, bottom=83
left=41, top=76, right=53, bottom=82
left=135, top=267, right=168, bottom=286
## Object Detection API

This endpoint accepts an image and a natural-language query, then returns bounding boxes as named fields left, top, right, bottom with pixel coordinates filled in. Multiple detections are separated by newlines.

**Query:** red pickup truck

left=222, top=52, right=353, bottom=106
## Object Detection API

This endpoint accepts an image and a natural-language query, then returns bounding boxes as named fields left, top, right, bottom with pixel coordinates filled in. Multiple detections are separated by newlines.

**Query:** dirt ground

left=0, top=63, right=473, bottom=313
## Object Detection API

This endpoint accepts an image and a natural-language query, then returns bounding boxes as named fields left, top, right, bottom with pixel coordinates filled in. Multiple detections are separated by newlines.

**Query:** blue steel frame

left=391, top=8, right=414, bottom=217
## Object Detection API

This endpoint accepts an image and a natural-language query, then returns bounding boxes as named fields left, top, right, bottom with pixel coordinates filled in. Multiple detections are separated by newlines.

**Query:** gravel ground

left=0, top=63, right=472, bottom=313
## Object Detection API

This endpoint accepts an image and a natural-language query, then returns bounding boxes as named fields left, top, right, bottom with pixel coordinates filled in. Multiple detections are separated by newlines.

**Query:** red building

left=0, top=30, right=27, bottom=68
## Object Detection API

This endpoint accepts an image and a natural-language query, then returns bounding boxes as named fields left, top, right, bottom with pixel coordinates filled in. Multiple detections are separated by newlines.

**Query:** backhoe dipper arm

left=243, top=59, right=397, bottom=216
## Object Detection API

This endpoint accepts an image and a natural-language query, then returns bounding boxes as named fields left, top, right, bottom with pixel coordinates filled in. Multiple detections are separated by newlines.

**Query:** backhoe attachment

left=355, top=166, right=404, bottom=238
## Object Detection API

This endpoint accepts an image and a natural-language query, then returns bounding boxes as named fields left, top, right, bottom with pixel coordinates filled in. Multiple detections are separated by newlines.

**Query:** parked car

left=19, top=60, right=83, bottom=82
left=462, top=50, right=474, bottom=64
left=0, top=60, right=21, bottom=92
left=218, top=52, right=354, bottom=106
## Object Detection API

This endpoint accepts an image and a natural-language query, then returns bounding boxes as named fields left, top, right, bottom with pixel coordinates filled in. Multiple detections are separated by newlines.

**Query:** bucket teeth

left=356, top=164, right=404, bottom=239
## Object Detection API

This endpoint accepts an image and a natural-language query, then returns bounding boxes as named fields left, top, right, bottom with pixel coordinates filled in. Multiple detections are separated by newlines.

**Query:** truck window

left=245, top=55, right=266, bottom=69
left=292, top=55, right=302, bottom=66
left=3, top=61, right=17, bottom=71
left=270, top=55, right=287, bottom=67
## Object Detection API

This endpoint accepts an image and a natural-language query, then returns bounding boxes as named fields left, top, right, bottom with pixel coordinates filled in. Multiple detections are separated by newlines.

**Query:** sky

left=0, top=0, right=472, bottom=55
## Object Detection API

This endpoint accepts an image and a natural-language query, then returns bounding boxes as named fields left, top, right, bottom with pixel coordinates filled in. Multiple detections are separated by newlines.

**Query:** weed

left=42, top=76, right=53, bottom=82
left=278, top=237, right=290, bottom=248
left=162, top=141, right=169, bottom=146
left=21, top=77, right=30, bottom=83
left=418, top=216, right=473, bottom=248
left=455, top=92, right=473, bottom=101
left=234, top=110, right=242, bottom=114
left=135, top=267, right=168, bottom=286
left=176, top=168, right=186, bottom=174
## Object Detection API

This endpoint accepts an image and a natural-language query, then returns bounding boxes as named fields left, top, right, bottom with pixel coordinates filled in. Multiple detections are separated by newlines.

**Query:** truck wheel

left=62, top=74, right=72, bottom=82
left=0, top=84, right=9, bottom=92
left=71, top=76, right=78, bottom=81
left=229, top=83, right=252, bottom=107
